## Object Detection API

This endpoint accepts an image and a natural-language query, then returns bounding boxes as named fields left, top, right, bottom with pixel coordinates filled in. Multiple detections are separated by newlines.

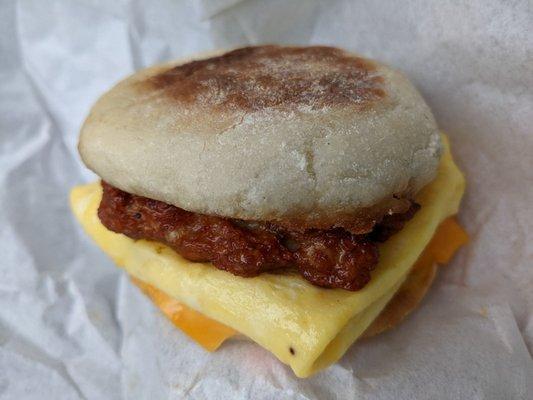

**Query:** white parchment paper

left=0, top=1, right=532, bottom=399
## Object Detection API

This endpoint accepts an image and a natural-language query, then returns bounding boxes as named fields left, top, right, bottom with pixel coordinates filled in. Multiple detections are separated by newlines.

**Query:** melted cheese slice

left=132, top=277, right=237, bottom=351
left=70, top=135, right=465, bottom=377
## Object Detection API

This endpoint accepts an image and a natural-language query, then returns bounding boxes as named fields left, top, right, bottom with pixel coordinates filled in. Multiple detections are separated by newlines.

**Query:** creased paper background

left=0, top=0, right=532, bottom=399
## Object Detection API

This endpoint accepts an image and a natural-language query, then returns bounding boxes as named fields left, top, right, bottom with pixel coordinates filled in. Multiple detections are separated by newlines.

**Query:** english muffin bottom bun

left=71, top=45, right=466, bottom=377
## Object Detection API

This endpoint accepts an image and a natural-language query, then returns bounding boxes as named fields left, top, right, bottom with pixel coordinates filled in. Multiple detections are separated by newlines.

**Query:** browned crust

left=142, top=45, right=386, bottom=112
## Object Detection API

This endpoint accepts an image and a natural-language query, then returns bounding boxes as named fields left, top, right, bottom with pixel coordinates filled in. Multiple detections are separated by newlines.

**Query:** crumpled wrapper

left=0, top=0, right=531, bottom=399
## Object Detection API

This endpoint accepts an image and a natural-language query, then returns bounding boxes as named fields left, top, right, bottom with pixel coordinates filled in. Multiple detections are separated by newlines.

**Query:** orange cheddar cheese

left=133, top=277, right=237, bottom=351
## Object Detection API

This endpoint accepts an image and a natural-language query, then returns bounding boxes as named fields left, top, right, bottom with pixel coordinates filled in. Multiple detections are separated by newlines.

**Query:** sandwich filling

left=70, top=135, right=465, bottom=377
left=98, top=181, right=419, bottom=291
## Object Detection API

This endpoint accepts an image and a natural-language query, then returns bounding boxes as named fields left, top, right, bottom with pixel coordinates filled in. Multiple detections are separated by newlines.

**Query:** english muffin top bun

left=79, top=45, right=441, bottom=233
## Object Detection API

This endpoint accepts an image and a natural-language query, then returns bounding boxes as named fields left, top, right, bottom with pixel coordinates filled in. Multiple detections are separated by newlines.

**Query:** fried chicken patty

left=98, top=182, right=419, bottom=291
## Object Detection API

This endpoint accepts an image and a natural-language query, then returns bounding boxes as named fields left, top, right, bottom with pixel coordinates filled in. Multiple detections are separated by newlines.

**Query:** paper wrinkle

left=1, top=0, right=532, bottom=399
left=0, top=346, right=84, bottom=400
left=1, top=328, right=87, bottom=400
left=195, top=0, right=248, bottom=20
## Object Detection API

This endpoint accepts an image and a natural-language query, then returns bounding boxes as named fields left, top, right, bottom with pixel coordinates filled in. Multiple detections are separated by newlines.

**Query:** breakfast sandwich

left=70, top=45, right=467, bottom=377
